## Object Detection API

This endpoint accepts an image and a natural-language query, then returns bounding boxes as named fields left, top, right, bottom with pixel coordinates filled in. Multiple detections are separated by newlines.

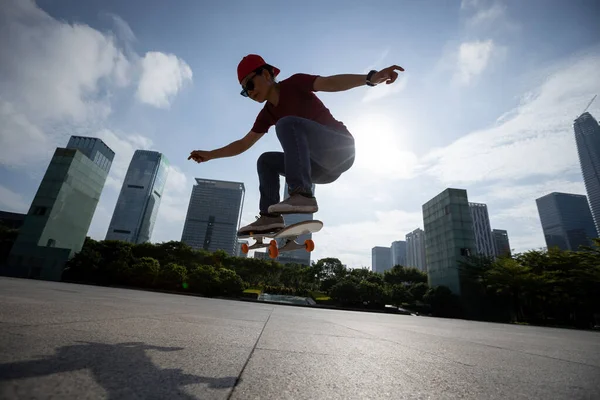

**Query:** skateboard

left=237, top=220, right=323, bottom=259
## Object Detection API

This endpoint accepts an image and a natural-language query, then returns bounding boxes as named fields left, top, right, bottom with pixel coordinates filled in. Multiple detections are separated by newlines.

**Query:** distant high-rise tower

left=275, top=182, right=316, bottom=266
left=181, top=178, right=245, bottom=256
left=371, top=246, right=392, bottom=274
left=469, top=202, right=496, bottom=258
left=6, top=136, right=114, bottom=280
left=106, top=150, right=169, bottom=244
left=422, top=188, right=476, bottom=295
left=574, top=111, right=600, bottom=234
left=535, top=192, right=598, bottom=251
left=406, top=228, right=427, bottom=273
left=492, top=229, right=511, bottom=257
left=390, top=240, right=407, bottom=267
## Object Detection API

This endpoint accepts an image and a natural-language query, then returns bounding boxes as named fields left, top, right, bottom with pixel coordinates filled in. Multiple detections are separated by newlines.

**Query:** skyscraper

left=469, top=202, right=496, bottom=258
left=406, top=228, right=427, bottom=273
left=6, top=136, right=114, bottom=280
left=371, top=246, right=391, bottom=274
left=390, top=240, right=407, bottom=267
left=492, top=229, right=511, bottom=257
left=181, top=178, right=245, bottom=255
left=535, top=192, right=598, bottom=251
left=422, top=188, right=476, bottom=295
left=106, top=150, right=169, bottom=244
left=574, top=111, right=600, bottom=234
left=275, top=183, right=316, bottom=266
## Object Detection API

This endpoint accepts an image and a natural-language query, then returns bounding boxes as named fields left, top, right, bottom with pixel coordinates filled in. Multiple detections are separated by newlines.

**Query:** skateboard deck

left=238, top=220, right=323, bottom=259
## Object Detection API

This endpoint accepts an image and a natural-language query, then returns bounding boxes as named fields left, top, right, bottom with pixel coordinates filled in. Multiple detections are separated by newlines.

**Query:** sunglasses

left=240, top=67, right=265, bottom=97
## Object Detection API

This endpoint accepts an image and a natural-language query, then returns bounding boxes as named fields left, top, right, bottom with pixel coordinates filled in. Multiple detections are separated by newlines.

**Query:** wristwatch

left=366, top=70, right=377, bottom=86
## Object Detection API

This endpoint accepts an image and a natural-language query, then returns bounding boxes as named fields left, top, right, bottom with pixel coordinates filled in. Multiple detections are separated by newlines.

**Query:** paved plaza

left=0, top=277, right=598, bottom=399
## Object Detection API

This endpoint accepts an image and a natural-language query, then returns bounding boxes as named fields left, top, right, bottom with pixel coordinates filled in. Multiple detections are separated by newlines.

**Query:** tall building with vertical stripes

left=574, top=111, right=600, bottom=234
left=469, top=202, right=496, bottom=258
left=181, top=178, right=245, bottom=256
left=106, top=150, right=169, bottom=244
left=406, top=228, right=427, bottom=273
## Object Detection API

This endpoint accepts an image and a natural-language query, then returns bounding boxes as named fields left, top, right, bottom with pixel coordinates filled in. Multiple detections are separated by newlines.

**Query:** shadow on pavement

left=0, top=341, right=239, bottom=398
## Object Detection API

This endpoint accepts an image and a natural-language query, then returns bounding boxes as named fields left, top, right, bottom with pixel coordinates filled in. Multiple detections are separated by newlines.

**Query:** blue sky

left=1, top=0, right=599, bottom=268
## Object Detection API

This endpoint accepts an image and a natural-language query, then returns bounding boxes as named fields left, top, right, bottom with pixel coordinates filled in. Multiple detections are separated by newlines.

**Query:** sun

left=346, top=112, right=418, bottom=179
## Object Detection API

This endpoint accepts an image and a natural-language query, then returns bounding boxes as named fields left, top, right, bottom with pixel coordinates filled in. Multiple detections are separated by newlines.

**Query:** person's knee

left=257, top=152, right=279, bottom=172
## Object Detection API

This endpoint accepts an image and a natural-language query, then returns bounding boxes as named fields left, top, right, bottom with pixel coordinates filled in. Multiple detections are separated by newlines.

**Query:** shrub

left=188, top=265, right=220, bottom=296
left=159, top=263, right=188, bottom=290
left=217, top=268, right=244, bottom=296
left=130, top=257, right=160, bottom=288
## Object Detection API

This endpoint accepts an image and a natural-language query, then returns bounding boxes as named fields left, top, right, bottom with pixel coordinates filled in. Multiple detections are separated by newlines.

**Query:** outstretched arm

left=188, top=131, right=263, bottom=163
left=313, top=65, right=404, bottom=92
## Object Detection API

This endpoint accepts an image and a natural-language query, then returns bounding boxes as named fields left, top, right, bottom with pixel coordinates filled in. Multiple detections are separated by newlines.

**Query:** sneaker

left=237, top=214, right=285, bottom=236
left=268, top=193, right=318, bottom=214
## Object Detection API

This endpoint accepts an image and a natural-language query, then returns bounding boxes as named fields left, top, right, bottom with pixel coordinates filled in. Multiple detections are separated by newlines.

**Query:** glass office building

left=492, top=229, right=511, bottom=257
left=535, top=192, right=598, bottom=251
left=106, top=150, right=169, bottom=244
left=6, top=136, right=114, bottom=280
left=469, top=202, right=496, bottom=258
left=391, top=240, right=407, bottom=267
left=422, top=188, right=476, bottom=295
left=574, top=112, right=600, bottom=234
left=181, top=178, right=245, bottom=255
left=406, top=228, right=427, bottom=273
left=371, top=246, right=392, bottom=273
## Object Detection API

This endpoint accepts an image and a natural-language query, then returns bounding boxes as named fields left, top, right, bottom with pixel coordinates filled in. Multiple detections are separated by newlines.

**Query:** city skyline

left=1, top=0, right=599, bottom=269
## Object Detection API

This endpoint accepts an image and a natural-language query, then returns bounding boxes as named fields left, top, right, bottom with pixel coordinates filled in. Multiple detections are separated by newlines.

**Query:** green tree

left=383, top=265, right=427, bottom=286
left=388, top=284, right=412, bottom=307
left=217, top=268, right=244, bottom=296
left=330, top=278, right=360, bottom=306
left=408, top=282, right=429, bottom=303
left=188, top=265, right=220, bottom=296
left=130, top=257, right=160, bottom=288
left=158, top=263, right=188, bottom=290
left=358, top=280, right=387, bottom=307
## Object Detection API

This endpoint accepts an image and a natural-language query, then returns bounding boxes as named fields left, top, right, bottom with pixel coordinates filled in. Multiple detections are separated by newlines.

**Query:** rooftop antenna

left=581, top=94, right=597, bottom=115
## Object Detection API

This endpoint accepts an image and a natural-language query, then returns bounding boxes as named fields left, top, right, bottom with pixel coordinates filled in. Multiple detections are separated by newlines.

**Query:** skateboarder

left=188, top=54, right=404, bottom=235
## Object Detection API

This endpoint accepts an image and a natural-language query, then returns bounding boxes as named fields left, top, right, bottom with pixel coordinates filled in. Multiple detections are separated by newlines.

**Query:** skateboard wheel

left=268, top=245, right=279, bottom=259
left=241, top=243, right=249, bottom=254
left=304, top=239, right=315, bottom=252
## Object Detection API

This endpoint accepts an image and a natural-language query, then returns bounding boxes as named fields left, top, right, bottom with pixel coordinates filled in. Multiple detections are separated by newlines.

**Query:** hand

left=188, top=150, right=212, bottom=163
left=371, top=65, right=404, bottom=85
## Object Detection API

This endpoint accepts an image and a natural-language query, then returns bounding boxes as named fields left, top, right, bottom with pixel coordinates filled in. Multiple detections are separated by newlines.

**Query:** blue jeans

left=257, top=116, right=355, bottom=214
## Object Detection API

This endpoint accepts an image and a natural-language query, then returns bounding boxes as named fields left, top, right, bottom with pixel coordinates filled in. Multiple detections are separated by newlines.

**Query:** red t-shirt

left=251, top=73, right=351, bottom=136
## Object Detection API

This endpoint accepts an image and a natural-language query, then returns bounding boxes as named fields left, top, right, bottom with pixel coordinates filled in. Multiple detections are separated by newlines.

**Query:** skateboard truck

left=238, top=220, right=322, bottom=259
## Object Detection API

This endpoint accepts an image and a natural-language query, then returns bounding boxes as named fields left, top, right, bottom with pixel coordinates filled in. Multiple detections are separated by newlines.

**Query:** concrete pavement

left=0, top=277, right=598, bottom=399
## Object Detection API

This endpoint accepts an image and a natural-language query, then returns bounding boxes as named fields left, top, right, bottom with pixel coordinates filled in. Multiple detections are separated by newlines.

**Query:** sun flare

left=347, top=113, right=417, bottom=179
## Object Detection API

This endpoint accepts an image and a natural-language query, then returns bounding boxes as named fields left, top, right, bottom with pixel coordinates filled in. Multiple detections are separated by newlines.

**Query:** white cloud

left=136, top=52, right=193, bottom=109
left=467, top=3, right=506, bottom=27
left=0, top=0, right=192, bottom=169
left=422, top=52, right=600, bottom=185
left=0, top=100, right=51, bottom=166
left=455, top=39, right=495, bottom=85
left=0, top=184, right=27, bottom=213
